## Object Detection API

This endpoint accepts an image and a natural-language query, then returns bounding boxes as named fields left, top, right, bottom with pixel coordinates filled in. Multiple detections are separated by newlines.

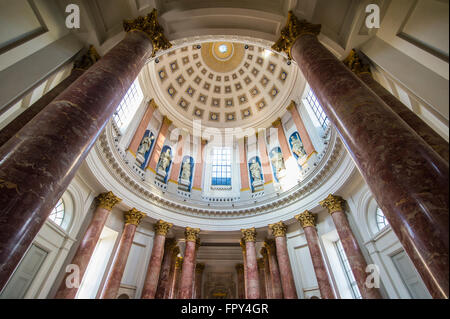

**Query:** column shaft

left=147, top=117, right=171, bottom=171
left=128, top=99, right=157, bottom=155
left=156, top=244, right=178, bottom=299
left=244, top=241, right=260, bottom=299
left=192, top=140, right=206, bottom=190
left=272, top=119, right=292, bottom=162
left=274, top=236, right=297, bottom=299
left=179, top=241, right=196, bottom=298
left=265, top=241, right=283, bottom=298
left=257, top=131, right=273, bottom=184
left=261, top=251, right=273, bottom=299
left=194, top=264, right=205, bottom=299
left=239, top=138, right=250, bottom=191
left=287, top=102, right=315, bottom=155
left=257, top=259, right=267, bottom=299
left=169, top=134, right=184, bottom=182
left=236, top=264, right=245, bottom=299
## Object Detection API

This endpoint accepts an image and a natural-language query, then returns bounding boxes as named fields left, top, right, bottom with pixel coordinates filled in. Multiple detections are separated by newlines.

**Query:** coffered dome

left=141, top=40, right=303, bottom=131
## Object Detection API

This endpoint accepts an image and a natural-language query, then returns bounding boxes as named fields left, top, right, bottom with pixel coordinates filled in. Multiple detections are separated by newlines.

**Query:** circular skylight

left=218, top=44, right=228, bottom=53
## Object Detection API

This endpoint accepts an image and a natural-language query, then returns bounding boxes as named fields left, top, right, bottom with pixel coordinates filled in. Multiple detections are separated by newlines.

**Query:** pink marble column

left=320, top=194, right=381, bottom=299
left=169, top=133, right=184, bottom=183
left=240, top=238, right=249, bottom=298
left=179, top=227, right=200, bottom=299
left=192, top=139, right=207, bottom=191
left=344, top=49, right=448, bottom=163
left=239, top=137, right=250, bottom=191
left=257, top=258, right=267, bottom=299
left=295, top=211, right=335, bottom=299
left=100, top=208, right=146, bottom=299
left=0, top=10, right=168, bottom=290
left=235, top=264, right=245, bottom=299
left=257, top=131, right=273, bottom=185
left=194, top=263, right=205, bottom=299
left=273, top=12, right=448, bottom=298
left=260, top=248, right=273, bottom=299
left=147, top=116, right=171, bottom=172
left=128, top=99, right=158, bottom=156
left=169, top=256, right=183, bottom=299
left=241, top=228, right=260, bottom=299
left=141, top=220, right=173, bottom=299
left=268, top=222, right=298, bottom=299
left=264, top=240, right=283, bottom=298
left=287, top=101, right=316, bottom=156
left=55, top=191, right=121, bottom=299
left=272, top=118, right=292, bottom=162
left=156, top=243, right=179, bottom=299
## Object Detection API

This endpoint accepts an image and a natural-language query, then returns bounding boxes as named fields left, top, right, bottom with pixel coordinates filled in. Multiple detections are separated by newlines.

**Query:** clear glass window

left=48, top=199, right=65, bottom=227
left=376, top=207, right=389, bottom=231
left=335, top=240, right=362, bottom=299
left=113, top=78, right=144, bottom=132
left=211, top=148, right=232, bottom=186
left=305, top=88, right=330, bottom=130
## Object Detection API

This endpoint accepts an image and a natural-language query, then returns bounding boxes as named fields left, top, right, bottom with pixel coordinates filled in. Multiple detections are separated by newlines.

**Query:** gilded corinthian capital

left=124, top=208, right=146, bottom=225
left=96, top=191, right=121, bottom=210
left=154, top=220, right=173, bottom=236
left=241, top=227, right=257, bottom=242
left=343, top=49, right=371, bottom=76
left=268, top=221, right=287, bottom=237
left=295, top=210, right=316, bottom=228
left=175, top=256, right=183, bottom=269
left=319, top=194, right=346, bottom=214
left=73, top=45, right=100, bottom=71
left=272, top=11, right=321, bottom=59
left=123, top=9, right=172, bottom=57
left=185, top=227, right=201, bottom=242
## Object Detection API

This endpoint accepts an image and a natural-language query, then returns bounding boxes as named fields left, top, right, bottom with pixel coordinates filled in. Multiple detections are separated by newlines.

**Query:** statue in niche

left=158, top=149, right=172, bottom=173
left=290, top=134, right=307, bottom=158
left=181, top=159, right=191, bottom=181
left=137, top=135, right=154, bottom=157
left=271, top=149, right=285, bottom=178
left=250, top=159, right=262, bottom=183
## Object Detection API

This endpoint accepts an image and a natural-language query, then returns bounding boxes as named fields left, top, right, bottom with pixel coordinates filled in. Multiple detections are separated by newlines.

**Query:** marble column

left=272, top=118, right=292, bottom=162
left=0, top=46, right=100, bottom=148
left=194, top=263, right=205, bottom=299
left=239, top=137, right=250, bottom=191
left=100, top=208, right=146, bottom=299
left=179, top=227, right=201, bottom=299
left=141, top=220, right=173, bottom=299
left=264, top=240, right=283, bottom=298
left=55, top=191, right=121, bottom=299
left=241, top=228, right=260, bottom=299
left=235, top=264, right=245, bottom=299
left=273, top=11, right=449, bottom=299
left=320, top=194, right=381, bottom=299
left=170, top=256, right=183, bottom=299
left=257, top=130, right=273, bottom=185
left=0, top=10, right=171, bottom=291
left=147, top=116, right=172, bottom=172
left=169, top=133, right=185, bottom=183
left=344, top=49, right=449, bottom=163
left=192, top=139, right=207, bottom=191
left=128, top=99, right=158, bottom=156
left=295, top=210, right=335, bottom=299
left=268, top=222, right=298, bottom=299
left=155, top=238, right=177, bottom=299
left=286, top=101, right=316, bottom=156
left=260, top=248, right=273, bottom=299
left=240, top=238, right=249, bottom=298
left=257, top=258, right=267, bottom=299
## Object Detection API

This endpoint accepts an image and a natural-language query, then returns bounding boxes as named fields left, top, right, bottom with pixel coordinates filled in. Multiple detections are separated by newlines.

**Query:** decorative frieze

left=124, top=208, right=146, bottom=225
left=268, top=221, right=287, bottom=237
left=96, top=191, right=121, bottom=210
left=241, top=227, right=257, bottom=242
left=295, top=210, right=316, bottom=228
left=319, top=194, right=346, bottom=214
left=154, top=220, right=173, bottom=236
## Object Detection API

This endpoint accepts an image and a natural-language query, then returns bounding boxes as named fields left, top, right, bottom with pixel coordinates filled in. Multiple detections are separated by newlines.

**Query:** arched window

left=305, top=88, right=330, bottom=130
left=113, top=78, right=144, bottom=133
left=48, top=198, right=65, bottom=227
left=376, top=207, right=389, bottom=231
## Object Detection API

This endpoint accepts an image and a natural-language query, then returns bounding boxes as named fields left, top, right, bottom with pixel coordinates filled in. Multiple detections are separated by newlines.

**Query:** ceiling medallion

left=201, top=42, right=245, bottom=73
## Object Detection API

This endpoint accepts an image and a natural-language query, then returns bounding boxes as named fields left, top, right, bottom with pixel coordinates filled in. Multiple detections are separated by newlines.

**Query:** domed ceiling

left=143, top=41, right=302, bottom=131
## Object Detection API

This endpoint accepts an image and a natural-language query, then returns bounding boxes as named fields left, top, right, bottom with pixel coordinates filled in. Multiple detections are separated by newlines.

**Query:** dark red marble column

left=169, top=256, right=183, bottom=299
left=0, top=46, right=100, bottom=148
left=241, top=228, right=260, bottom=299
left=344, top=49, right=449, bottom=163
left=0, top=10, right=172, bottom=291
left=141, top=220, right=173, bottom=299
left=194, top=263, right=205, bottom=299
left=100, top=209, right=146, bottom=299
left=240, top=239, right=249, bottom=298
left=295, top=211, right=335, bottom=299
left=257, top=258, right=267, bottom=299
left=273, top=12, right=449, bottom=298
left=235, top=264, right=245, bottom=299
left=55, top=191, right=121, bottom=299
left=156, top=243, right=179, bottom=299
left=320, top=194, right=381, bottom=299
left=268, top=222, right=298, bottom=299
left=179, top=227, right=200, bottom=299
left=260, top=248, right=273, bottom=299
left=264, top=240, right=283, bottom=298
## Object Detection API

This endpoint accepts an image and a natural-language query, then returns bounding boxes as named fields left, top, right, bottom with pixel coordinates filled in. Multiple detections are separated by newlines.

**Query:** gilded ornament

left=241, top=227, right=257, bottom=242
left=96, top=191, right=121, bottom=210
left=271, top=118, right=282, bottom=128
left=295, top=210, right=316, bottom=228
left=196, top=263, right=205, bottom=273
left=73, top=45, right=101, bottom=71
left=124, top=208, right=146, bottom=225
left=343, top=49, right=372, bottom=76
left=175, top=256, right=183, bottom=269
left=154, top=220, right=173, bottom=236
left=272, top=11, right=321, bottom=60
left=185, top=227, right=201, bottom=242
left=319, top=194, right=346, bottom=214
left=123, top=9, right=172, bottom=57
left=260, top=247, right=268, bottom=257
left=264, top=239, right=276, bottom=252
left=269, top=221, right=287, bottom=237
left=163, top=116, right=173, bottom=126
